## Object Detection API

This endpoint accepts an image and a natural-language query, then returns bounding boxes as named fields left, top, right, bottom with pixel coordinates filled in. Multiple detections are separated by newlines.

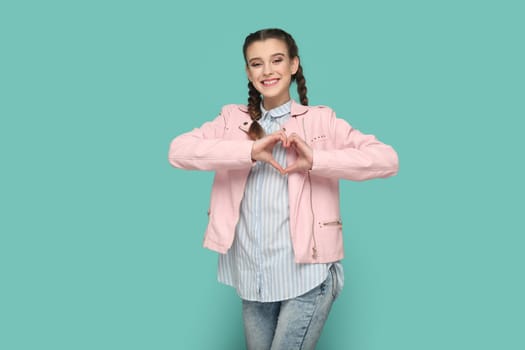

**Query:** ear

left=291, top=56, right=299, bottom=75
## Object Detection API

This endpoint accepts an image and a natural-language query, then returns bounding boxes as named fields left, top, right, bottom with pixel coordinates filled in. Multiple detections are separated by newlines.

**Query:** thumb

left=267, top=158, right=285, bottom=174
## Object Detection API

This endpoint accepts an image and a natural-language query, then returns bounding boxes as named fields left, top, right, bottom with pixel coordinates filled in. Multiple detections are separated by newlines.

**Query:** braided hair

left=242, top=28, right=309, bottom=140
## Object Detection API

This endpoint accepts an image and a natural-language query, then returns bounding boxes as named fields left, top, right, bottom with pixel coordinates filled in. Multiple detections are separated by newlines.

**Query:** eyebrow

left=248, top=52, right=286, bottom=64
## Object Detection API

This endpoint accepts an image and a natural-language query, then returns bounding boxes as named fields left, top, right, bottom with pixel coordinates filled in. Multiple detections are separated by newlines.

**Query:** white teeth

left=263, top=79, right=278, bottom=85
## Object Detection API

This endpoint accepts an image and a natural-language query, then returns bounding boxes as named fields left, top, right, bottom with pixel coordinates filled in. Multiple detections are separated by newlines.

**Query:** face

left=245, top=38, right=299, bottom=110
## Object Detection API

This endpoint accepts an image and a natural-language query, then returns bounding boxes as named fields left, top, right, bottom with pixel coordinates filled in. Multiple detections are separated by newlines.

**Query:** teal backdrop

left=1, top=0, right=524, bottom=349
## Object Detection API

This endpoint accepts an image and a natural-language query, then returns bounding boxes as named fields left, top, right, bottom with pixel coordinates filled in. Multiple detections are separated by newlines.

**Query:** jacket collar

left=237, top=99, right=308, bottom=118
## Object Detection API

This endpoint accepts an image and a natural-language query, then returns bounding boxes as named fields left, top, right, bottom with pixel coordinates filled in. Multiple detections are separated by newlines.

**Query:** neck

left=262, top=95, right=291, bottom=110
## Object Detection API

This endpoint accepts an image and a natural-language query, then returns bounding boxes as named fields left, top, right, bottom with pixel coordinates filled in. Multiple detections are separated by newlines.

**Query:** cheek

left=247, top=69, right=260, bottom=82
left=246, top=67, right=253, bottom=80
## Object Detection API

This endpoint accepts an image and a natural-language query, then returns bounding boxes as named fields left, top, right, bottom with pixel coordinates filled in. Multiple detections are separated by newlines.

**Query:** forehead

left=245, top=38, right=288, bottom=60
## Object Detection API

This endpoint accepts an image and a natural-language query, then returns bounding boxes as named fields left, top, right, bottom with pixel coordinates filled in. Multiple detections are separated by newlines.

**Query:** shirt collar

left=260, top=100, right=292, bottom=120
left=237, top=100, right=308, bottom=118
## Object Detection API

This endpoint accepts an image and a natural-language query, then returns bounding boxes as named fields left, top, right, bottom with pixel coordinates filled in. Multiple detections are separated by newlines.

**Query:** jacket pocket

left=312, top=218, right=344, bottom=260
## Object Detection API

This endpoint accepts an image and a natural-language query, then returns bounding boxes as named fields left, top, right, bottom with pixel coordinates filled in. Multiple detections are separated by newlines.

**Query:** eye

left=273, top=58, right=283, bottom=64
left=250, top=62, right=262, bottom=68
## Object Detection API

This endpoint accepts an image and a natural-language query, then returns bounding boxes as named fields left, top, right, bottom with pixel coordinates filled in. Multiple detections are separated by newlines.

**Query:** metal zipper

left=303, top=117, right=318, bottom=260
left=321, top=220, right=343, bottom=227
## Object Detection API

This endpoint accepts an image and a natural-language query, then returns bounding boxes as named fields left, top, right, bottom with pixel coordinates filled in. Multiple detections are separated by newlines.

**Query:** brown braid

left=243, top=28, right=309, bottom=140
left=294, top=65, right=308, bottom=106
left=247, top=82, right=265, bottom=140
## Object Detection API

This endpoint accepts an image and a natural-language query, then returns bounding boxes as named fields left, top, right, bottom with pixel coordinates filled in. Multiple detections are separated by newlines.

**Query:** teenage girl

left=168, top=28, right=399, bottom=350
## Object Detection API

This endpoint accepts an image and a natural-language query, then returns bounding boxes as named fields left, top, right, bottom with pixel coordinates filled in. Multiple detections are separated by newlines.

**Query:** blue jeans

left=242, top=266, right=340, bottom=350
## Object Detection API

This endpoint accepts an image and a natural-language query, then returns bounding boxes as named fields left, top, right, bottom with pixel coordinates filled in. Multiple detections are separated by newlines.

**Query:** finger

left=284, top=161, right=305, bottom=174
left=262, top=133, right=278, bottom=144
left=273, top=131, right=288, bottom=144
left=270, top=129, right=286, bottom=137
left=289, top=133, right=307, bottom=146
left=290, top=135, right=313, bottom=158
left=271, top=129, right=287, bottom=145
left=283, top=132, right=295, bottom=148
left=267, top=158, right=285, bottom=174
left=272, top=132, right=285, bottom=146
left=287, top=132, right=306, bottom=148
left=259, top=133, right=282, bottom=149
left=287, top=158, right=311, bottom=174
left=252, top=137, right=278, bottom=161
left=284, top=163, right=297, bottom=174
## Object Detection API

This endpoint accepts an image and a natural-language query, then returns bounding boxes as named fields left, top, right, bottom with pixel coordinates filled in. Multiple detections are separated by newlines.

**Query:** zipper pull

left=321, top=220, right=342, bottom=227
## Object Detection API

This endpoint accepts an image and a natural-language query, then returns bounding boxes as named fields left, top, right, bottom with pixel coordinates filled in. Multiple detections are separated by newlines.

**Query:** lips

left=261, top=78, right=279, bottom=86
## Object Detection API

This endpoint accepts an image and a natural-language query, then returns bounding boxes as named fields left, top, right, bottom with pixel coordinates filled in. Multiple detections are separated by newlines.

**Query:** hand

left=283, top=133, right=313, bottom=174
left=251, top=130, right=288, bottom=174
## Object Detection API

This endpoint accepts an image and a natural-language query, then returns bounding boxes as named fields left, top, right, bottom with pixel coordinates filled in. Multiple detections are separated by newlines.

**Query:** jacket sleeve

left=310, top=111, right=399, bottom=181
left=168, top=106, right=255, bottom=171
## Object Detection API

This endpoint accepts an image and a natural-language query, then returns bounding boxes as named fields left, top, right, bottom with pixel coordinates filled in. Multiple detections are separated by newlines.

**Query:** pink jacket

left=168, top=100, right=399, bottom=263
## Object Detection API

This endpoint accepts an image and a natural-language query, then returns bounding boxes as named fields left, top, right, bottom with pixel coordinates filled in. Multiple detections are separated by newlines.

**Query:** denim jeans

left=242, top=266, right=340, bottom=350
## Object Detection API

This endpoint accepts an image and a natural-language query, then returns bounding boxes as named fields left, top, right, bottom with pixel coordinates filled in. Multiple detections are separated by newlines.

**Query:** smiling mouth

left=261, top=78, right=279, bottom=86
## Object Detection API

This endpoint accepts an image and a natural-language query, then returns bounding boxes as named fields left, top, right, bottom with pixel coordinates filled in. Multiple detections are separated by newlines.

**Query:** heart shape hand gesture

left=251, top=131, right=313, bottom=175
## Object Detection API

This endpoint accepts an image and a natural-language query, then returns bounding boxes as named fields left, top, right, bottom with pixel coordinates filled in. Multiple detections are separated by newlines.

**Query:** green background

left=1, top=0, right=523, bottom=349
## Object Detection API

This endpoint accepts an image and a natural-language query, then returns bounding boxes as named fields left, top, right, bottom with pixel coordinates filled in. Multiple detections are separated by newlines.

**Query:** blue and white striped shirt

left=218, top=100, right=343, bottom=302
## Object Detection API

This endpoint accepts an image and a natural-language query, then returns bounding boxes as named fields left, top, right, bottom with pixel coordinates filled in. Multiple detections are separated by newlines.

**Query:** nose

left=263, top=62, right=273, bottom=76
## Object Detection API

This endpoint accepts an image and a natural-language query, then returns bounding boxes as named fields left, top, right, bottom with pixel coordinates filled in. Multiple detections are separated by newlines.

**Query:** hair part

left=243, top=28, right=309, bottom=140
